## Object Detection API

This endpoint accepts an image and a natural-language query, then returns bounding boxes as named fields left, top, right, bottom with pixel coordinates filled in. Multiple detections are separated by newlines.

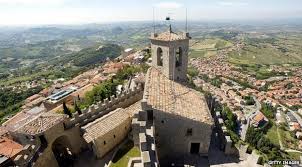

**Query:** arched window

left=175, top=47, right=182, bottom=67
left=157, top=47, right=163, bottom=66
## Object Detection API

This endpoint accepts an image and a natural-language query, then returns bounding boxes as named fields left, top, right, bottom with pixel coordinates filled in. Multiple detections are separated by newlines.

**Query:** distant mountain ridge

left=66, top=43, right=122, bottom=67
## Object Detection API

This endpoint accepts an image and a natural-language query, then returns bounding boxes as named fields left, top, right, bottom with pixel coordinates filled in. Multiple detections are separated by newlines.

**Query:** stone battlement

left=206, top=94, right=238, bottom=155
left=131, top=100, right=159, bottom=167
left=13, top=138, right=41, bottom=167
left=64, top=85, right=144, bottom=129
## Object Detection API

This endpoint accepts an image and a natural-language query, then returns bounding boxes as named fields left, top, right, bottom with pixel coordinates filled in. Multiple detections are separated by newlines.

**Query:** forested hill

left=62, top=43, right=123, bottom=67
left=0, top=43, right=122, bottom=124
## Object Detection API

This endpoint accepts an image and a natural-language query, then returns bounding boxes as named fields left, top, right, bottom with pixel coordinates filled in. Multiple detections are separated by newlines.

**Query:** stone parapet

left=13, top=138, right=41, bottom=167
left=208, top=95, right=238, bottom=155
left=64, top=85, right=143, bottom=129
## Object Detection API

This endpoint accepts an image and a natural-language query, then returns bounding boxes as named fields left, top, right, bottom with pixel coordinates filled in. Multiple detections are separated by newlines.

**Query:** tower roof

left=150, top=28, right=189, bottom=42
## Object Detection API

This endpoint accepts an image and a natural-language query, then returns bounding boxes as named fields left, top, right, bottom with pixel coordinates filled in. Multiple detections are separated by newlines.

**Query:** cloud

left=154, top=2, right=183, bottom=9
left=0, top=0, right=66, bottom=6
left=218, top=1, right=248, bottom=7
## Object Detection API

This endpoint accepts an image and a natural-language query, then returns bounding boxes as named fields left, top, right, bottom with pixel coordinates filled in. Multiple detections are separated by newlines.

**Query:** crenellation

left=94, top=105, right=99, bottom=111
left=73, top=112, right=79, bottom=118
left=103, top=98, right=109, bottom=105
left=111, top=95, right=115, bottom=101
left=62, top=85, right=144, bottom=129
left=89, top=105, right=96, bottom=112
left=82, top=107, right=88, bottom=114
left=139, top=133, right=147, bottom=151
left=78, top=113, right=86, bottom=122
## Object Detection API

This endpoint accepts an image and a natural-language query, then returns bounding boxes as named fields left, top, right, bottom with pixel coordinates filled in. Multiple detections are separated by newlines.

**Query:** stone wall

left=64, top=85, right=143, bottom=129
left=92, top=111, right=132, bottom=158
left=13, top=138, right=40, bottom=167
left=207, top=94, right=239, bottom=155
left=33, top=122, right=87, bottom=167
left=10, top=85, right=144, bottom=167
left=140, top=100, right=213, bottom=160
left=131, top=100, right=159, bottom=167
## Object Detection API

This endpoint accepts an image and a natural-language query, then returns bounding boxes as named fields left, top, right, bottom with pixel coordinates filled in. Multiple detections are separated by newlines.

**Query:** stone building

left=142, top=68, right=213, bottom=159
left=82, top=108, right=132, bottom=158
left=13, top=112, right=87, bottom=167
left=137, top=26, right=214, bottom=163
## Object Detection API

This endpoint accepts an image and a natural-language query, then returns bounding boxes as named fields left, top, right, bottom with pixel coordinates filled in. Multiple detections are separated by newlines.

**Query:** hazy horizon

left=0, top=0, right=302, bottom=26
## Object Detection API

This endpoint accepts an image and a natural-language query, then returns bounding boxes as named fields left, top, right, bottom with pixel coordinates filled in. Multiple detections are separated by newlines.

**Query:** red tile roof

left=0, top=137, right=23, bottom=158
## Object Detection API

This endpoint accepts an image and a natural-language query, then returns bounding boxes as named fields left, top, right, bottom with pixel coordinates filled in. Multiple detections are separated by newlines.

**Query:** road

left=276, top=126, right=284, bottom=150
left=239, top=96, right=261, bottom=141
left=285, top=149, right=302, bottom=154
left=280, top=104, right=302, bottom=127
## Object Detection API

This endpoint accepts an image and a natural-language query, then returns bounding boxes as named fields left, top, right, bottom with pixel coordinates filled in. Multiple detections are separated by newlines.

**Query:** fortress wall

left=32, top=122, right=87, bottom=167
left=131, top=106, right=159, bottom=167
left=208, top=95, right=238, bottom=155
left=92, top=115, right=132, bottom=158
left=16, top=85, right=143, bottom=167
left=13, top=139, right=41, bottom=167
left=64, top=85, right=143, bottom=128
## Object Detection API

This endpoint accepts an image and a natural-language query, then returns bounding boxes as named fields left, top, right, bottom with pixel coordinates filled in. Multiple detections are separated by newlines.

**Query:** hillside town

left=190, top=46, right=302, bottom=154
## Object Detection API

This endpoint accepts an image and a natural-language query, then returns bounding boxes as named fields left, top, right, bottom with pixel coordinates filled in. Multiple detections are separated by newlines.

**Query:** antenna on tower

left=166, top=13, right=173, bottom=32
left=153, top=7, right=155, bottom=34
left=185, top=8, right=188, bottom=32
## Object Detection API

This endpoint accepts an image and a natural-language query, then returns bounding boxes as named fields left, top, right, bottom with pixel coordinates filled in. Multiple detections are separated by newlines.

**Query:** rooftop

left=150, top=28, right=189, bottom=41
left=253, top=112, right=266, bottom=122
left=47, top=86, right=77, bottom=103
left=122, top=100, right=142, bottom=117
left=16, top=112, right=66, bottom=136
left=82, top=108, right=131, bottom=143
left=144, top=67, right=213, bottom=124
left=0, top=137, right=23, bottom=158
left=3, top=104, right=47, bottom=132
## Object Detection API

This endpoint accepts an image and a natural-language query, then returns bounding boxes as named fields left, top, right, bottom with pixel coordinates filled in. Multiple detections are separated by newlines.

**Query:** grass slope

left=110, top=140, right=140, bottom=167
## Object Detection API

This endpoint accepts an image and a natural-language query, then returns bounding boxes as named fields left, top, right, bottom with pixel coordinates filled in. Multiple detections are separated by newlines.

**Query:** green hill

left=228, top=35, right=302, bottom=65
left=58, top=43, right=122, bottom=67
left=72, top=44, right=122, bottom=67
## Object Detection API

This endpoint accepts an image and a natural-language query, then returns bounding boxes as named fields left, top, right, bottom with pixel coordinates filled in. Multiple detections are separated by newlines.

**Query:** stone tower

left=150, top=25, right=190, bottom=81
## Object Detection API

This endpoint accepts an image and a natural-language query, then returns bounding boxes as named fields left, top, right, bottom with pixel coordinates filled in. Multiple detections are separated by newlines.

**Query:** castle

left=0, top=26, right=214, bottom=167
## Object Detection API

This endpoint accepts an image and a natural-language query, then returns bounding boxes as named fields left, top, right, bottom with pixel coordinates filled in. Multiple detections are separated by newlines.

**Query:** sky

left=0, top=0, right=302, bottom=25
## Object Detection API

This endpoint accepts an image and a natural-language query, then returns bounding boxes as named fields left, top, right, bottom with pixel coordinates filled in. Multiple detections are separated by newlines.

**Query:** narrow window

left=104, top=141, right=106, bottom=145
left=175, top=47, right=182, bottom=67
left=147, top=110, right=153, bottom=121
left=113, top=135, right=116, bottom=138
left=157, top=47, right=163, bottom=66
left=186, top=128, right=193, bottom=136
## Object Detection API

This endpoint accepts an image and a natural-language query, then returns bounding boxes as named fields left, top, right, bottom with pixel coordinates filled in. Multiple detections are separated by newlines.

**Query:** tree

left=222, top=106, right=237, bottom=132
left=244, top=96, right=255, bottom=105
left=285, top=83, right=294, bottom=89
left=261, top=103, right=275, bottom=119
left=63, top=102, right=72, bottom=118
left=74, top=100, right=82, bottom=115
left=187, top=67, right=199, bottom=78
